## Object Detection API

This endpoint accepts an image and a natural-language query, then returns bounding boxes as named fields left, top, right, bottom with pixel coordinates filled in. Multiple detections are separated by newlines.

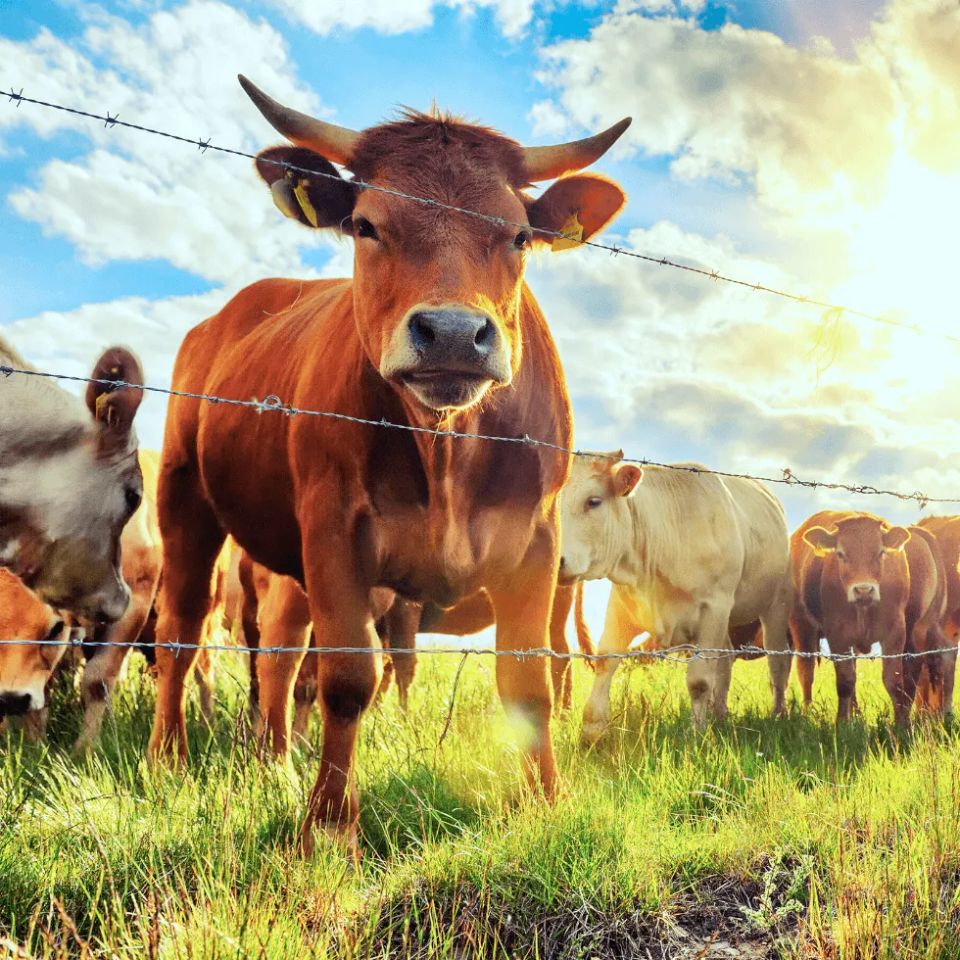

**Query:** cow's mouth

left=399, top=370, right=494, bottom=411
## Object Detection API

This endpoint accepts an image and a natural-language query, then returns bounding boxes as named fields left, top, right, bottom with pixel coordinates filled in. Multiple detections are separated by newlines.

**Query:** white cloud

left=0, top=1, right=340, bottom=285
left=268, top=0, right=535, bottom=39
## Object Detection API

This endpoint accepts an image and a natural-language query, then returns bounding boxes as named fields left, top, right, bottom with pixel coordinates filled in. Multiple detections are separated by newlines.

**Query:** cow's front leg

left=300, top=534, right=381, bottom=859
left=880, top=616, right=912, bottom=727
left=581, top=587, right=636, bottom=745
left=487, top=526, right=558, bottom=799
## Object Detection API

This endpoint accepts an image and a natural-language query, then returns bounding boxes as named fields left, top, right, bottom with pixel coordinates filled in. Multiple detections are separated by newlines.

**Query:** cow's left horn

left=239, top=74, right=359, bottom=167
left=522, top=117, right=632, bottom=182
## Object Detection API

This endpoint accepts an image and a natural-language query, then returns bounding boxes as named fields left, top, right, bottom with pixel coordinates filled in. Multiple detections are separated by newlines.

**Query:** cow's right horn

left=239, top=75, right=359, bottom=167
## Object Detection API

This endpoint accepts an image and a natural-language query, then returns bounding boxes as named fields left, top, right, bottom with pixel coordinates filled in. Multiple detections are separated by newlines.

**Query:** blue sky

left=3, top=0, right=959, bottom=636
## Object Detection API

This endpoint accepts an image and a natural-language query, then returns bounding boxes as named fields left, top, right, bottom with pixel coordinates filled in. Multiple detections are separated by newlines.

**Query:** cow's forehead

left=835, top=515, right=886, bottom=542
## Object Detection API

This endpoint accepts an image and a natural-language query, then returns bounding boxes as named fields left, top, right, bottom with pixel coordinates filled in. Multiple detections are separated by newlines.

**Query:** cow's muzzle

left=389, top=307, right=511, bottom=411
left=0, top=691, right=33, bottom=718
left=848, top=582, right=880, bottom=605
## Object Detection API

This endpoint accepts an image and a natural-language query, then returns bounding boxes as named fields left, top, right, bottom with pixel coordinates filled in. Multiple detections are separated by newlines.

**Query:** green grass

left=4, top=650, right=960, bottom=959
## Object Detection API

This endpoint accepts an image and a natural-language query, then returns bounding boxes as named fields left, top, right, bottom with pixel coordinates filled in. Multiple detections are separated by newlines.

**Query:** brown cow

left=790, top=510, right=948, bottom=725
left=914, top=515, right=960, bottom=712
left=0, top=568, right=67, bottom=737
left=149, top=76, right=630, bottom=855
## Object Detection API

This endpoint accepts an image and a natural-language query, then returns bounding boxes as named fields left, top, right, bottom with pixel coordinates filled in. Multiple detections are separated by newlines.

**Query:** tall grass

left=3, top=650, right=960, bottom=958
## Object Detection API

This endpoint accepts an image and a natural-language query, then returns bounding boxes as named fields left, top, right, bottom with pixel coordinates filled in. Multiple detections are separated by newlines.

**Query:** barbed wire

left=0, top=361, right=954, bottom=507
left=0, top=635, right=955, bottom=666
left=3, top=87, right=954, bottom=347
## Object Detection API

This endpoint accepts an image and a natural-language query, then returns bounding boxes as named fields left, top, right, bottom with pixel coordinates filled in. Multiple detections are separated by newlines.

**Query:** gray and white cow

left=0, top=335, right=144, bottom=630
left=558, top=451, right=792, bottom=738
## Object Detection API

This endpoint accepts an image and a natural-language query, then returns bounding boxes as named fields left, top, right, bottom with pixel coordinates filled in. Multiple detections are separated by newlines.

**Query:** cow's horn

left=522, top=117, right=632, bottom=182
left=239, top=74, right=359, bottom=167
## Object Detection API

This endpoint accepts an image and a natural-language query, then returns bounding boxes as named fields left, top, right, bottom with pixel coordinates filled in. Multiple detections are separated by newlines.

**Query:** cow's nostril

left=410, top=314, right=437, bottom=349
left=474, top=318, right=495, bottom=348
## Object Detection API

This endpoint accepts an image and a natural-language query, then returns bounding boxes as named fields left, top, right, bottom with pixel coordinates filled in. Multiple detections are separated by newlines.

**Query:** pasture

left=4, top=642, right=960, bottom=959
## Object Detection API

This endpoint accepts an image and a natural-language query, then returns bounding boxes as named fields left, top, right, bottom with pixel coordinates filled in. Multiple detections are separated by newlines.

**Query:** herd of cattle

left=1, top=75, right=957, bottom=857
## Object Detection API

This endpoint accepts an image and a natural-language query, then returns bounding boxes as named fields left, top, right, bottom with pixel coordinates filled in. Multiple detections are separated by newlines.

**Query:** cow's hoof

left=301, top=819, right=361, bottom=864
left=579, top=720, right=607, bottom=747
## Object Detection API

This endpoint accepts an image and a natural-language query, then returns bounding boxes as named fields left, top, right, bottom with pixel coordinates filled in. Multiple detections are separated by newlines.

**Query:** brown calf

left=0, top=569, right=67, bottom=737
left=790, top=510, right=947, bottom=725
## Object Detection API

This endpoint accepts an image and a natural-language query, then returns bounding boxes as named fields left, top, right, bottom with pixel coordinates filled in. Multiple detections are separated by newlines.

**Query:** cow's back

left=719, top=475, right=790, bottom=625
left=917, top=516, right=960, bottom=626
left=905, top=525, right=947, bottom=635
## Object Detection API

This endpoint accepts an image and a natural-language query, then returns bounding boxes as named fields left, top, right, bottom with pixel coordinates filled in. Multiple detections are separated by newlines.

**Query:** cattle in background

left=790, top=511, right=949, bottom=725
left=1, top=336, right=145, bottom=624
left=915, top=515, right=960, bottom=713
left=0, top=569, right=67, bottom=736
left=149, top=75, right=630, bottom=855
left=74, top=449, right=163, bottom=753
left=557, top=453, right=792, bottom=739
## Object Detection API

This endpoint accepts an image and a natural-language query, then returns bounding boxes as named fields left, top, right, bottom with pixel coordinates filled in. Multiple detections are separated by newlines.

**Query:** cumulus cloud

left=268, top=0, right=535, bottom=39
left=0, top=0, right=339, bottom=285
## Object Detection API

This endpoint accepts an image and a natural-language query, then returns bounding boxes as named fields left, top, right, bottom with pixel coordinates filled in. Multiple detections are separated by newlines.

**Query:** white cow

left=558, top=452, right=792, bottom=738
left=0, top=335, right=145, bottom=624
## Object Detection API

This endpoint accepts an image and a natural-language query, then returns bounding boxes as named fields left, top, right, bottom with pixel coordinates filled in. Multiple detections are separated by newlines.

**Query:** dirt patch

left=344, top=868, right=821, bottom=959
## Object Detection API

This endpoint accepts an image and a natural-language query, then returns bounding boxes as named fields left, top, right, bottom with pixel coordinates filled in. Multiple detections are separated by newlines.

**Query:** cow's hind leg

left=688, top=602, right=734, bottom=727
left=382, top=599, right=419, bottom=712
left=293, top=642, right=319, bottom=739
left=549, top=583, right=574, bottom=715
left=256, top=576, right=310, bottom=759
left=148, top=462, right=224, bottom=763
left=790, top=610, right=819, bottom=709
left=581, top=587, right=635, bottom=745
left=761, top=589, right=792, bottom=717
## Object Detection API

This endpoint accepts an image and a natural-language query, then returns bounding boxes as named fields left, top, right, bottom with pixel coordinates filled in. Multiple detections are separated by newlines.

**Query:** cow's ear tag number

left=293, top=179, right=320, bottom=228
left=551, top=211, right=584, bottom=251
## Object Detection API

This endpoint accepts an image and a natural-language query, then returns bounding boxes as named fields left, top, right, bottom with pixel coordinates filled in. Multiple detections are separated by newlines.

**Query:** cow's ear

left=803, top=526, right=838, bottom=556
left=255, top=147, right=355, bottom=231
left=527, top=174, right=626, bottom=251
left=612, top=462, right=642, bottom=497
left=86, top=347, right=143, bottom=453
left=883, top=526, right=911, bottom=552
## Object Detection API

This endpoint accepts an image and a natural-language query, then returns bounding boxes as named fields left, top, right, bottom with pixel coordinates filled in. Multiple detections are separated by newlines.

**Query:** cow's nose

left=852, top=583, right=877, bottom=600
left=408, top=309, right=498, bottom=365
left=0, top=692, right=33, bottom=717
left=92, top=581, right=131, bottom=626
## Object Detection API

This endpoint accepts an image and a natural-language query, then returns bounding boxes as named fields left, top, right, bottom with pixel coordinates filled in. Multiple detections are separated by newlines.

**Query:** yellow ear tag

left=551, top=211, right=584, bottom=251
left=293, top=179, right=320, bottom=228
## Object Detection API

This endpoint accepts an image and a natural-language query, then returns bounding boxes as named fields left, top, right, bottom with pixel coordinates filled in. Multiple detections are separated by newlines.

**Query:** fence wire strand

left=0, top=635, right=956, bottom=666
left=4, top=87, right=956, bottom=347
left=1, top=361, right=955, bottom=507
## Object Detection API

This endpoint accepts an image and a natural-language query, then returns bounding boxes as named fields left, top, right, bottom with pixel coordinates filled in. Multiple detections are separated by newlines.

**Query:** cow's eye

left=586, top=496, right=603, bottom=510
left=837, top=549, right=846, bottom=560
left=513, top=230, right=532, bottom=251
left=353, top=217, right=379, bottom=241
left=125, top=487, right=142, bottom=515
left=878, top=550, right=885, bottom=560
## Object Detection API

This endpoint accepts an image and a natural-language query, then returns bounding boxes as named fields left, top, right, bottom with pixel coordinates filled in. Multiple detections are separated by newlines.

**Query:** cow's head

left=0, top=569, right=67, bottom=716
left=803, top=515, right=910, bottom=606
left=558, top=450, right=642, bottom=583
left=240, top=76, right=629, bottom=415
left=1, top=347, right=144, bottom=624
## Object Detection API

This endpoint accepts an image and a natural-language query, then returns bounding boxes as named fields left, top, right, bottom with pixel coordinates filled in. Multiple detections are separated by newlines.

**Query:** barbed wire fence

left=2, top=89, right=960, bottom=674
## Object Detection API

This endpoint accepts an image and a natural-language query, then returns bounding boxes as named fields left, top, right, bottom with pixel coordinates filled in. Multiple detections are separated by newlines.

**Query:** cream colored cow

left=558, top=452, right=792, bottom=739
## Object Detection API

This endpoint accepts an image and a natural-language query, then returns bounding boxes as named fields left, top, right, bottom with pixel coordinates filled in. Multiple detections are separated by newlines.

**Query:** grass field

left=3, top=646, right=960, bottom=959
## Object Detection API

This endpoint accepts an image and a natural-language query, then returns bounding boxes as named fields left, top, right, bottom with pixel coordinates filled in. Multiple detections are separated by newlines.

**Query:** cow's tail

left=573, top=581, right=596, bottom=670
